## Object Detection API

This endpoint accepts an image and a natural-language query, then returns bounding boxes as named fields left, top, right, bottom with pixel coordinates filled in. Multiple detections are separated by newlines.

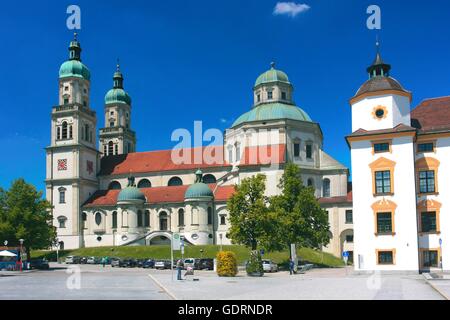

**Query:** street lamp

left=219, top=234, right=223, bottom=252
left=55, top=238, right=60, bottom=263
left=19, top=239, right=24, bottom=272
left=3, top=240, right=7, bottom=247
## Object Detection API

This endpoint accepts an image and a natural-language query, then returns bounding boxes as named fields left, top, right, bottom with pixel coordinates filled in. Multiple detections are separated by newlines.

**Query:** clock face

left=57, top=159, right=68, bottom=171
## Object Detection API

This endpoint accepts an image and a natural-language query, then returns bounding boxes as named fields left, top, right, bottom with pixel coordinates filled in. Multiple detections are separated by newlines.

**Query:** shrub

left=246, top=250, right=263, bottom=276
left=216, top=251, right=238, bottom=277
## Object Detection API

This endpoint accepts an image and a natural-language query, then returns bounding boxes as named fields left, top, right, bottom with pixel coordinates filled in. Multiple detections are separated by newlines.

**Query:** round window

left=96, top=236, right=102, bottom=242
left=191, top=234, right=199, bottom=240
left=375, top=108, right=385, bottom=119
left=121, top=235, right=128, bottom=241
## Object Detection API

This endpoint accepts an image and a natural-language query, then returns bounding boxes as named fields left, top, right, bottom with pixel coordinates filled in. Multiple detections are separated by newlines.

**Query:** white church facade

left=45, top=35, right=352, bottom=256
left=347, top=47, right=450, bottom=273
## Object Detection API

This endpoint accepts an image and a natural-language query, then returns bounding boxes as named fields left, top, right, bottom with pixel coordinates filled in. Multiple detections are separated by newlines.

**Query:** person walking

left=176, top=259, right=183, bottom=280
left=289, top=259, right=295, bottom=275
left=101, top=257, right=106, bottom=268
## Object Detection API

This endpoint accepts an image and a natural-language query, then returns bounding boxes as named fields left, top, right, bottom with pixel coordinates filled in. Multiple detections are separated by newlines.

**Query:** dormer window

left=267, top=91, right=273, bottom=100
left=63, top=98, right=69, bottom=105
left=110, top=121, right=115, bottom=127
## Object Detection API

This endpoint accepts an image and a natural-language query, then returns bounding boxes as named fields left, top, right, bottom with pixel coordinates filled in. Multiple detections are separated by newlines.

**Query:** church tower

left=347, top=44, right=419, bottom=272
left=99, top=64, right=136, bottom=156
left=45, top=34, right=100, bottom=250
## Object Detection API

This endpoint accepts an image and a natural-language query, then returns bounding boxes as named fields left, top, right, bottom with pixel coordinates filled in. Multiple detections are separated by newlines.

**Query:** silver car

left=262, top=259, right=278, bottom=273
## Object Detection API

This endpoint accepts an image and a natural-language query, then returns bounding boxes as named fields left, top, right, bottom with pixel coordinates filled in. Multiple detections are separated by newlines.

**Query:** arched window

left=168, top=177, right=183, bottom=186
left=108, top=181, right=122, bottom=190
left=95, top=212, right=102, bottom=226
left=137, top=210, right=143, bottom=227
left=202, top=174, right=216, bottom=184
left=57, top=216, right=67, bottom=228
left=220, top=215, right=226, bottom=225
left=323, top=179, right=331, bottom=198
left=108, top=141, right=114, bottom=156
left=82, top=212, right=87, bottom=229
left=307, top=178, right=314, bottom=187
left=61, top=122, right=68, bottom=139
left=178, top=209, right=185, bottom=226
left=159, top=212, right=168, bottom=231
left=58, top=187, right=66, bottom=204
left=144, top=210, right=150, bottom=227
left=112, top=211, right=117, bottom=229
left=137, top=179, right=151, bottom=188
left=207, top=207, right=213, bottom=225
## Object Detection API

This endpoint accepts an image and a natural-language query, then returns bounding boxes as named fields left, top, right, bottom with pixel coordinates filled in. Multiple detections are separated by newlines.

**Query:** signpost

left=171, top=233, right=181, bottom=281
left=342, top=251, right=349, bottom=265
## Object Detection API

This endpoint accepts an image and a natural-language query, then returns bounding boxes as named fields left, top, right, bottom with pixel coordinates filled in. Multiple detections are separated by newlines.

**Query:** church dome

left=105, top=64, right=132, bottom=105
left=117, top=177, right=146, bottom=203
left=185, top=170, right=214, bottom=200
left=232, top=102, right=312, bottom=128
left=255, top=63, right=290, bottom=87
left=59, top=60, right=91, bottom=80
left=105, top=88, right=132, bottom=105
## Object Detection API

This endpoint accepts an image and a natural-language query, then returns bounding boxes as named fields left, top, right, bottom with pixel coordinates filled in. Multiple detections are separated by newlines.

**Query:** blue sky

left=1, top=0, right=450, bottom=192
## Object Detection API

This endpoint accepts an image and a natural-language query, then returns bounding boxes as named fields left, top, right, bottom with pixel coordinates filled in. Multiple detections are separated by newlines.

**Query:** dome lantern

left=366, top=41, right=391, bottom=79
left=105, top=63, right=132, bottom=105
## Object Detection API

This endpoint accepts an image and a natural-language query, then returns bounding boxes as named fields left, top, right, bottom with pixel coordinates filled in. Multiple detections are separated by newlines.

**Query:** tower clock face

left=57, top=159, right=68, bottom=171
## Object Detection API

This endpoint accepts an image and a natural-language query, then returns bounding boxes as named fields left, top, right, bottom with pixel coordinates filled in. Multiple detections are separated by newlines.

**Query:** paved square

left=0, top=264, right=446, bottom=300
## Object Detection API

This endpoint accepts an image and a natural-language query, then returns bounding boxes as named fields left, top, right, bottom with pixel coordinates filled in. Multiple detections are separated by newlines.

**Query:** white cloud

left=220, top=118, right=228, bottom=124
left=273, top=2, right=310, bottom=18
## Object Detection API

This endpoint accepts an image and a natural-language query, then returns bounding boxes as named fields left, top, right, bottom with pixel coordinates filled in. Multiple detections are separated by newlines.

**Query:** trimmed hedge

left=216, top=251, right=238, bottom=277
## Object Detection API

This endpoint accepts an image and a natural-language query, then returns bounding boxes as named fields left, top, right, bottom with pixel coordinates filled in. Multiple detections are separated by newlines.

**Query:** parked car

left=87, top=256, right=100, bottom=264
left=196, top=258, right=214, bottom=270
left=142, top=259, right=155, bottom=269
left=111, top=258, right=121, bottom=268
left=119, top=258, right=138, bottom=268
left=65, top=256, right=80, bottom=264
left=30, top=259, right=50, bottom=270
left=79, top=256, right=88, bottom=264
left=137, top=259, right=145, bottom=268
left=183, top=258, right=196, bottom=270
left=262, top=259, right=278, bottom=273
left=155, top=260, right=171, bottom=269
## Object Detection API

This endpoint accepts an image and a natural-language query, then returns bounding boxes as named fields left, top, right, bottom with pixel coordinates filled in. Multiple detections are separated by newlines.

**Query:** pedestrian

left=176, top=259, right=182, bottom=280
left=102, top=257, right=106, bottom=268
left=289, top=259, right=295, bottom=275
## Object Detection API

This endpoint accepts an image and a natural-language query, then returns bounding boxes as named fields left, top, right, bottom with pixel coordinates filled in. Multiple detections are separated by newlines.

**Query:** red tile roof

left=83, top=184, right=236, bottom=207
left=318, top=191, right=352, bottom=205
left=99, top=145, right=286, bottom=176
left=347, top=123, right=416, bottom=138
left=411, top=96, right=450, bottom=133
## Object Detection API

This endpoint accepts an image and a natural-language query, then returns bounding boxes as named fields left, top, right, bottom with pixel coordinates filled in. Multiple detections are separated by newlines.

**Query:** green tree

left=267, top=163, right=330, bottom=253
left=0, top=179, right=56, bottom=258
left=227, top=174, right=273, bottom=250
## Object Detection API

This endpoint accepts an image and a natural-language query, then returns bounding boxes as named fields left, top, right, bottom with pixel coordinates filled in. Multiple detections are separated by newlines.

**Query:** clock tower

left=45, top=34, right=100, bottom=250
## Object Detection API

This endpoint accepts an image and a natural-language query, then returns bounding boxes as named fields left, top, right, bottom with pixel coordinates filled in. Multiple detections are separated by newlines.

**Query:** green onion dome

left=255, top=62, right=290, bottom=87
left=105, top=88, right=132, bottom=105
left=59, top=33, right=91, bottom=81
left=117, top=177, right=146, bottom=203
left=59, top=60, right=91, bottom=80
left=185, top=170, right=214, bottom=200
left=105, top=64, right=132, bottom=105
left=232, top=102, right=312, bottom=128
